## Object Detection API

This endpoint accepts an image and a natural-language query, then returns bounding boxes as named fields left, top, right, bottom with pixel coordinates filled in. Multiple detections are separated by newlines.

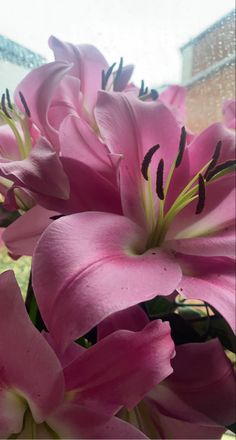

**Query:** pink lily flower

left=49, top=36, right=145, bottom=185
left=14, top=61, right=81, bottom=152
left=15, top=38, right=134, bottom=174
left=0, top=270, right=175, bottom=438
left=99, top=306, right=236, bottom=439
left=33, top=92, right=235, bottom=348
left=14, top=58, right=120, bottom=185
left=0, top=88, right=121, bottom=256
left=9, top=38, right=188, bottom=191
left=0, top=63, right=188, bottom=257
left=0, top=136, right=69, bottom=208
left=49, top=36, right=134, bottom=112
left=12, top=41, right=186, bottom=194
left=0, top=90, right=121, bottom=255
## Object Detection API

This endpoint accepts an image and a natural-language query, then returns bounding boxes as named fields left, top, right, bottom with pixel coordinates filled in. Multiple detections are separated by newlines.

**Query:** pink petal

left=167, top=339, right=236, bottom=426
left=98, top=305, right=149, bottom=340
left=64, top=320, right=174, bottom=409
left=0, top=137, right=70, bottom=200
left=166, top=224, right=235, bottom=258
left=165, top=123, right=235, bottom=239
left=159, top=84, right=187, bottom=122
left=147, top=339, right=236, bottom=428
left=176, top=254, right=236, bottom=332
left=49, top=36, right=108, bottom=114
left=0, top=125, right=21, bottom=161
left=47, top=75, right=82, bottom=131
left=163, top=145, right=191, bottom=212
left=113, top=64, right=134, bottom=91
left=0, top=389, right=26, bottom=439
left=59, top=115, right=115, bottom=182
left=42, top=331, right=85, bottom=368
left=47, top=402, right=147, bottom=439
left=0, top=270, right=64, bottom=423
left=142, top=407, right=224, bottom=439
left=222, top=100, right=236, bottom=129
left=33, top=156, right=122, bottom=215
left=32, top=212, right=182, bottom=349
left=15, top=61, right=73, bottom=151
left=166, top=174, right=235, bottom=240
left=187, top=122, right=235, bottom=177
left=2, top=205, right=58, bottom=256
left=95, top=91, right=181, bottom=226
left=3, top=185, right=35, bottom=212
left=88, top=415, right=148, bottom=439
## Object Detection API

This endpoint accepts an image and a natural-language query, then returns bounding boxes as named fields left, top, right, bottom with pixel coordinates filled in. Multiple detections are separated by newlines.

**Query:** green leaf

left=145, top=296, right=177, bottom=317
left=163, top=313, right=202, bottom=345
left=0, top=203, right=20, bottom=227
left=178, top=306, right=204, bottom=319
left=192, top=316, right=236, bottom=353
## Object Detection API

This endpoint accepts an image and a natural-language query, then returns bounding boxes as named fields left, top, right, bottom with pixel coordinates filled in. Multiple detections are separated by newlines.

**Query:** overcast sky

left=1, top=0, right=234, bottom=86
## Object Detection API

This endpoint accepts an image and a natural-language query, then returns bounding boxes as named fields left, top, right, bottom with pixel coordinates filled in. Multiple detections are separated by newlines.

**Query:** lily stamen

left=175, top=126, right=187, bottom=168
left=204, top=140, right=222, bottom=179
left=156, top=158, right=164, bottom=200
left=0, top=107, right=26, bottom=158
left=5, top=87, right=13, bottom=109
left=139, top=89, right=159, bottom=101
left=138, top=79, right=146, bottom=97
left=19, top=91, right=31, bottom=118
left=141, top=130, right=235, bottom=249
left=206, top=159, right=236, bottom=181
left=141, top=144, right=160, bottom=232
left=101, top=62, right=116, bottom=90
left=153, top=160, right=211, bottom=245
left=196, top=173, right=206, bottom=214
left=141, top=144, right=160, bottom=180
left=1, top=93, right=12, bottom=119
left=0, top=89, right=32, bottom=159
left=113, top=57, right=123, bottom=91
left=138, top=79, right=159, bottom=101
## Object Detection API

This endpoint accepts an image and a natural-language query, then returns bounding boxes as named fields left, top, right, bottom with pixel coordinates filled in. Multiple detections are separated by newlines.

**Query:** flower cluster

left=0, top=36, right=235, bottom=439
